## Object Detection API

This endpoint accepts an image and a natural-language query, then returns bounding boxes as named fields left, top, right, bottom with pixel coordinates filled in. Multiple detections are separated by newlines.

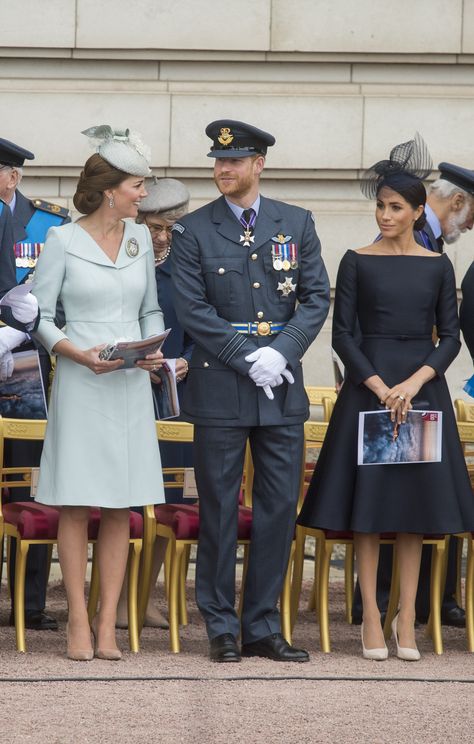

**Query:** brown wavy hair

left=73, top=153, right=130, bottom=215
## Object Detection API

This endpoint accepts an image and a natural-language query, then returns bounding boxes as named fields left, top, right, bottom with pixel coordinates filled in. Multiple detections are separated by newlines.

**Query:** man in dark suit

left=171, top=119, right=330, bottom=662
left=0, top=137, right=70, bottom=631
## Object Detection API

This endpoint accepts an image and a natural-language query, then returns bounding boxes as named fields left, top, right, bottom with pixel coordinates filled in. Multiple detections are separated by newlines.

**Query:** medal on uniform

left=290, top=243, right=298, bottom=269
left=239, top=208, right=257, bottom=247
left=271, top=243, right=283, bottom=270
left=277, top=276, right=297, bottom=297
left=126, top=237, right=139, bottom=257
left=240, top=228, right=255, bottom=247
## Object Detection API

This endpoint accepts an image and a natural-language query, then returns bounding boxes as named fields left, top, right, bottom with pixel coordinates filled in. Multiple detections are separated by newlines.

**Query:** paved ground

left=1, top=576, right=473, bottom=743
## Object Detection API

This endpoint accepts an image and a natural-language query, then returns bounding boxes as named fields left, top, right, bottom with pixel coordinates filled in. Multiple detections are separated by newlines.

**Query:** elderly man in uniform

left=171, top=120, right=330, bottom=662
left=0, top=137, right=69, bottom=632
left=352, top=161, right=474, bottom=630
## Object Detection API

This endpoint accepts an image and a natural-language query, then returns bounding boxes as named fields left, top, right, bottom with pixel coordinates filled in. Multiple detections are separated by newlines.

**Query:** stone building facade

left=2, top=0, right=474, bottom=392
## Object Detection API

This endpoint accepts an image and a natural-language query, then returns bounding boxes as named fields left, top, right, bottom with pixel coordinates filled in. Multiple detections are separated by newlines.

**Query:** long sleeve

left=423, top=255, right=461, bottom=374
left=139, top=228, right=165, bottom=338
left=270, top=211, right=330, bottom=369
left=332, top=250, right=378, bottom=386
left=31, top=226, right=69, bottom=353
left=460, top=261, right=474, bottom=361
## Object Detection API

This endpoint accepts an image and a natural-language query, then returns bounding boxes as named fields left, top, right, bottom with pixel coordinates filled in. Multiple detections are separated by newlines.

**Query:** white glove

left=0, top=327, right=28, bottom=355
left=0, top=351, right=14, bottom=382
left=10, top=292, right=38, bottom=325
left=0, top=327, right=28, bottom=382
left=245, top=347, right=295, bottom=399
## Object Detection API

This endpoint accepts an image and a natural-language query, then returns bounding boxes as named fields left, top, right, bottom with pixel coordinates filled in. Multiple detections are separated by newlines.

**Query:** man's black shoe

left=441, top=605, right=465, bottom=628
left=209, top=633, right=241, bottom=662
left=242, top=633, right=310, bottom=662
left=9, top=610, right=58, bottom=631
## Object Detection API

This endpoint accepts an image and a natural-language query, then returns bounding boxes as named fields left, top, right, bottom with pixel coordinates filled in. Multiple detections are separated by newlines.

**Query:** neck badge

left=277, top=276, right=297, bottom=297
left=240, top=229, right=255, bottom=247
left=126, top=237, right=139, bottom=257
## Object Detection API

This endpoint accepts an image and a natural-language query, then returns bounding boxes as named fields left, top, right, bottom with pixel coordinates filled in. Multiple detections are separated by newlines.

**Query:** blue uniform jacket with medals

left=171, top=194, right=330, bottom=427
left=12, top=190, right=70, bottom=284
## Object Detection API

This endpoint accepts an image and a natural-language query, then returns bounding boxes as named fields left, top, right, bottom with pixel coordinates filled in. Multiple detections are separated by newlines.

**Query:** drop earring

left=109, top=195, right=115, bottom=209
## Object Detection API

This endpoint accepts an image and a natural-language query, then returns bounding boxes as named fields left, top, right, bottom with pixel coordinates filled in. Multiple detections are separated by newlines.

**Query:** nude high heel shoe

left=66, top=622, right=94, bottom=661
left=91, top=617, right=122, bottom=661
left=392, top=614, right=421, bottom=661
left=361, top=623, right=388, bottom=661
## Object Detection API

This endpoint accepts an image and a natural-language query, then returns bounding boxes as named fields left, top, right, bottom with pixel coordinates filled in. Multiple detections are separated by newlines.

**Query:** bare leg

left=95, top=508, right=130, bottom=651
left=57, top=506, right=91, bottom=652
left=395, top=532, right=423, bottom=649
left=354, top=532, right=385, bottom=649
left=116, top=537, right=168, bottom=628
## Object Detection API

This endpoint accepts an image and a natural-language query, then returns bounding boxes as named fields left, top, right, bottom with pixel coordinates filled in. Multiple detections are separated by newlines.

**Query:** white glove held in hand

left=11, top=292, right=38, bottom=325
left=0, top=327, right=28, bottom=355
left=0, top=327, right=28, bottom=382
left=245, top=347, right=295, bottom=398
left=0, top=352, right=14, bottom=382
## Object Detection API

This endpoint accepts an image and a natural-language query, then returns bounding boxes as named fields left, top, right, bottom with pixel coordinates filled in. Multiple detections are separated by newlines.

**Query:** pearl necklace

left=155, top=245, right=171, bottom=266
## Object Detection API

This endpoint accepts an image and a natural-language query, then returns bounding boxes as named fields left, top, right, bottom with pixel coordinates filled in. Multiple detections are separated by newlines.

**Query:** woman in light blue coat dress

left=32, top=126, right=165, bottom=660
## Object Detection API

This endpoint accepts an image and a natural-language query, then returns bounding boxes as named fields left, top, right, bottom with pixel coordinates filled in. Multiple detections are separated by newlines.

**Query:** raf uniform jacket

left=460, top=262, right=474, bottom=361
left=171, top=194, right=330, bottom=427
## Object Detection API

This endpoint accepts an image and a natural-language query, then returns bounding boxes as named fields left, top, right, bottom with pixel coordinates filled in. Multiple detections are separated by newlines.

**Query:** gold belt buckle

left=257, top=321, right=271, bottom=336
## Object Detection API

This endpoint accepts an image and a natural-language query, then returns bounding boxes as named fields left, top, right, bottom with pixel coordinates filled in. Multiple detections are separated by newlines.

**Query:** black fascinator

left=361, top=132, right=432, bottom=199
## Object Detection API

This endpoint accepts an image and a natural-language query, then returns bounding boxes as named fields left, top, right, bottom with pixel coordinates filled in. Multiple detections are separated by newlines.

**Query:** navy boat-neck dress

left=297, top=250, right=474, bottom=535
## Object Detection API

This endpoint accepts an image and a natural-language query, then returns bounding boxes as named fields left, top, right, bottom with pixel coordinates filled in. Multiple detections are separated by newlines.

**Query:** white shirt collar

left=8, top=191, right=16, bottom=214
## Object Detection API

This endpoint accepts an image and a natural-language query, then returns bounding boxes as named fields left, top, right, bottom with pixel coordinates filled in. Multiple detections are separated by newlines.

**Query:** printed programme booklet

left=99, top=329, right=170, bottom=369
left=358, top=409, right=442, bottom=466
left=151, top=358, right=180, bottom=420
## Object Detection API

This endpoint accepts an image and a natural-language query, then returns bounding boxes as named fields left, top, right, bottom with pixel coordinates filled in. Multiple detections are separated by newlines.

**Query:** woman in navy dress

left=298, top=135, right=474, bottom=660
left=116, top=178, right=193, bottom=629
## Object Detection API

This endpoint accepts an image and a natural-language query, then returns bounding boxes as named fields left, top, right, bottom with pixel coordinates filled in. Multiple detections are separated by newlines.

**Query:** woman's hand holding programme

left=135, top=349, right=165, bottom=373
left=81, top=345, right=125, bottom=375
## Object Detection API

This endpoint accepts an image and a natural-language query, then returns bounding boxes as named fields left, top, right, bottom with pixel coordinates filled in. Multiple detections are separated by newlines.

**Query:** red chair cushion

left=3, top=503, right=143, bottom=540
left=3, top=502, right=60, bottom=539
left=154, top=504, right=252, bottom=540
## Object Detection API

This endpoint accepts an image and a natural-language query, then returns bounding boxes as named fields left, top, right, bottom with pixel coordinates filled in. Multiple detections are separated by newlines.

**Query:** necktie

left=239, top=208, right=256, bottom=247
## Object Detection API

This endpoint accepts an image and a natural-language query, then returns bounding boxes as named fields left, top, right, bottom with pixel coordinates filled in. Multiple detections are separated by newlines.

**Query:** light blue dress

left=32, top=220, right=165, bottom=508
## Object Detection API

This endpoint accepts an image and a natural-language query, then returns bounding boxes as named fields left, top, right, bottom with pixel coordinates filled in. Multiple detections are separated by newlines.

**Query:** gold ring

left=398, top=395, right=405, bottom=401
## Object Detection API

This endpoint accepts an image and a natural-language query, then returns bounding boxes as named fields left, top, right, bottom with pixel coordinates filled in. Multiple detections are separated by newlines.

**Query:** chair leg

left=318, top=541, right=333, bottom=653
left=238, top=544, right=250, bottom=619
left=178, top=544, right=189, bottom=627
left=426, top=542, right=445, bottom=655
left=281, top=542, right=295, bottom=645
left=164, top=541, right=171, bottom=601
left=127, top=541, right=142, bottom=653
left=466, top=537, right=474, bottom=652
left=168, top=540, right=184, bottom=653
left=6, top=536, right=11, bottom=599
left=14, top=540, right=29, bottom=653
left=87, top=544, right=100, bottom=624
left=137, top=530, right=157, bottom=634
left=454, top=536, right=464, bottom=608
left=290, top=526, right=306, bottom=630
left=384, top=544, right=400, bottom=640
left=46, top=544, right=54, bottom=586
left=0, top=535, right=4, bottom=587
left=344, top=543, right=354, bottom=624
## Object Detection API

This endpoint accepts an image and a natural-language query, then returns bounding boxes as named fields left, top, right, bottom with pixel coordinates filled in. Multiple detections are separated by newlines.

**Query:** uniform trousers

left=194, top=423, right=303, bottom=644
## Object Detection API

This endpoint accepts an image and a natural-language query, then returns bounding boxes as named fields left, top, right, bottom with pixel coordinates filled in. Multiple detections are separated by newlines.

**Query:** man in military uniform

left=0, top=137, right=70, bottom=631
left=171, top=120, right=330, bottom=662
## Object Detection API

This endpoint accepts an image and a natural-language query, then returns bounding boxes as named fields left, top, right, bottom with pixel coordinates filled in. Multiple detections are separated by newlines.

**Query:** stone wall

left=2, top=0, right=474, bottom=394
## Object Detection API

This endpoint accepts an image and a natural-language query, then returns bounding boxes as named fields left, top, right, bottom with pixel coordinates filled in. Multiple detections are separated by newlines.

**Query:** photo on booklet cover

left=358, top=409, right=442, bottom=466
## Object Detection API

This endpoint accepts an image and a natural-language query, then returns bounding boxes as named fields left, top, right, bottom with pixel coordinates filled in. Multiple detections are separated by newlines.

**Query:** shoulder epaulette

left=31, top=199, right=69, bottom=219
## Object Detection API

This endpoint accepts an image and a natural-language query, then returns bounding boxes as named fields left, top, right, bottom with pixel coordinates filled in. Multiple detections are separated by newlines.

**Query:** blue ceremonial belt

left=16, top=209, right=65, bottom=283
left=231, top=321, right=286, bottom=336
